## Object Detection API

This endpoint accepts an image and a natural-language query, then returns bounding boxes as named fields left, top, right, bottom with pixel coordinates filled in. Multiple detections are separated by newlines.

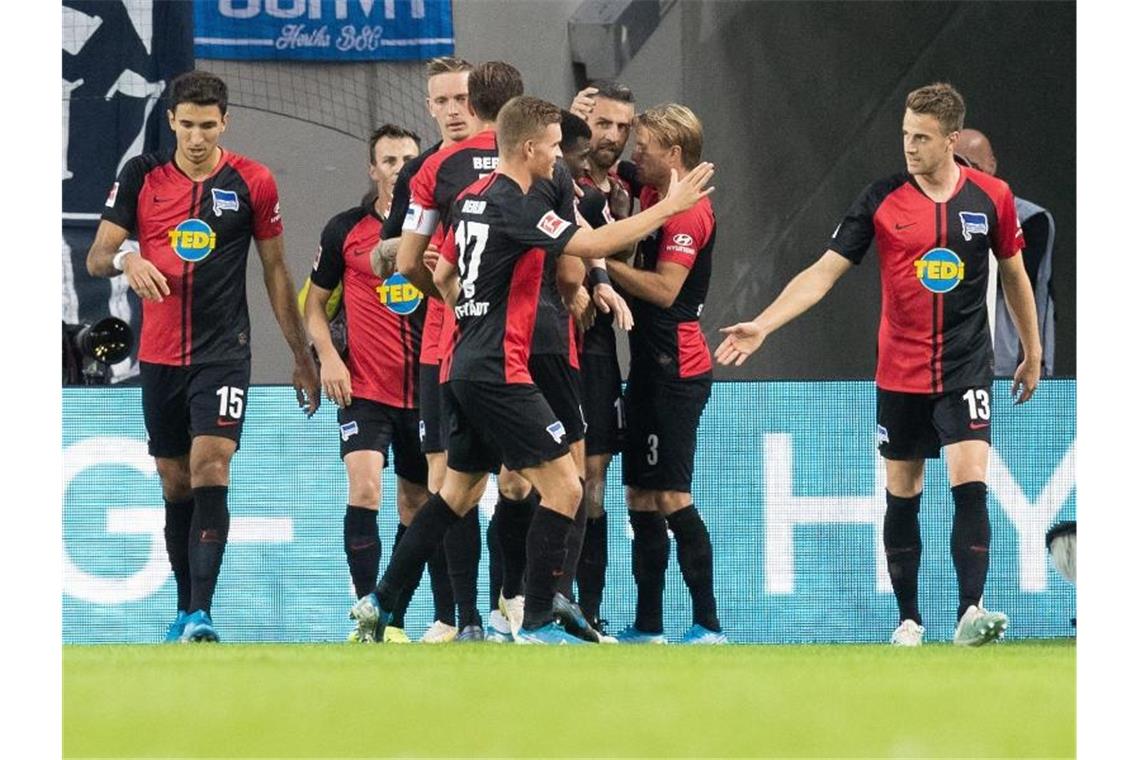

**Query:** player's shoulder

left=401, top=141, right=441, bottom=178
left=865, top=172, right=911, bottom=200
left=324, top=203, right=371, bottom=234
left=223, top=149, right=277, bottom=185
left=120, top=150, right=172, bottom=179
left=962, top=165, right=1013, bottom=201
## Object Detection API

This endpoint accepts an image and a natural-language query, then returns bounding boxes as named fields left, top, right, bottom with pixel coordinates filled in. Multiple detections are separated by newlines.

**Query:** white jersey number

left=455, top=220, right=490, bottom=299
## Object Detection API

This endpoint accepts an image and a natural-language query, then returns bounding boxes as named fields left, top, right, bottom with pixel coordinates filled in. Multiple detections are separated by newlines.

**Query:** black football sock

left=496, top=489, right=537, bottom=599
left=576, top=512, right=608, bottom=621
left=163, top=497, right=194, bottom=613
left=444, top=508, right=482, bottom=628
left=426, top=542, right=456, bottom=626
left=884, top=490, right=923, bottom=625
left=487, top=511, right=503, bottom=611
left=375, top=492, right=460, bottom=613
left=343, top=505, right=381, bottom=600
left=951, top=482, right=991, bottom=620
left=666, top=505, right=721, bottom=632
left=556, top=480, right=588, bottom=599
left=390, top=523, right=423, bottom=630
left=521, top=506, right=574, bottom=629
left=629, top=510, right=668, bottom=634
left=188, top=486, right=230, bottom=615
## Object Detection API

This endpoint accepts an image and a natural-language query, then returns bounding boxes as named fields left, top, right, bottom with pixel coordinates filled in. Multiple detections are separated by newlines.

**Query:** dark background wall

left=681, top=1, right=1076, bottom=379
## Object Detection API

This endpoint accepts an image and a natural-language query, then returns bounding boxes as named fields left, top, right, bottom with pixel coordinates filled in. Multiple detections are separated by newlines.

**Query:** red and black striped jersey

left=101, top=148, right=281, bottom=366
left=439, top=173, right=579, bottom=384
left=628, top=187, right=716, bottom=380
left=405, top=130, right=499, bottom=368
left=311, top=204, right=425, bottom=409
left=830, top=166, right=1024, bottom=393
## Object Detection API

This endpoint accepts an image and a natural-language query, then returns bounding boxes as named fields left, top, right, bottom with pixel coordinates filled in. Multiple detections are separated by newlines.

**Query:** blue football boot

left=515, top=622, right=587, bottom=645
left=163, top=611, right=188, bottom=643
left=680, top=624, right=728, bottom=645
left=349, top=593, right=390, bottom=643
left=179, top=610, right=220, bottom=643
left=614, top=625, right=667, bottom=645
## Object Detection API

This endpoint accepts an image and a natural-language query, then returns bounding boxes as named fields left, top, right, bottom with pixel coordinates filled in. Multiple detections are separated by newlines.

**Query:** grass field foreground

left=64, top=640, right=1074, bottom=758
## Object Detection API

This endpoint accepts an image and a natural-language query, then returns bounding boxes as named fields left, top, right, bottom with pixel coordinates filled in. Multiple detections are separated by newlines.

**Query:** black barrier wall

left=678, top=0, right=1075, bottom=379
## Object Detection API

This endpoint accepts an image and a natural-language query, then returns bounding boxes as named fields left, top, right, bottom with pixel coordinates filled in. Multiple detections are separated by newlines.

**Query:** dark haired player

left=716, top=83, right=1041, bottom=647
left=305, top=124, right=429, bottom=643
left=86, top=70, right=320, bottom=642
left=350, top=95, right=715, bottom=645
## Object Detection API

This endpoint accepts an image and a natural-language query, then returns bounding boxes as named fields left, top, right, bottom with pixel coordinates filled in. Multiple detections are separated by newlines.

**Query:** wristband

left=586, top=267, right=611, bottom=290
left=112, top=249, right=132, bottom=272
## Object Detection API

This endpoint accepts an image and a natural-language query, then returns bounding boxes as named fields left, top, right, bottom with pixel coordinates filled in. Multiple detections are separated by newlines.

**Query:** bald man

left=958, top=129, right=1056, bottom=376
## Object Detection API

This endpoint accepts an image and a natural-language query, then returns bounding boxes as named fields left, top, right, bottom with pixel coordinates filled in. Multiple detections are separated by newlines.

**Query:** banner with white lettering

left=63, top=380, right=1076, bottom=643
left=194, top=0, right=455, bottom=61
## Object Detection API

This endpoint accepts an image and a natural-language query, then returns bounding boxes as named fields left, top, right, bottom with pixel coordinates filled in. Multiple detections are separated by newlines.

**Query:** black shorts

left=530, top=353, right=586, bottom=446
left=442, top=380, right=571, bottom=474
left=622, top=372, right=710, bottom=492
left=580, top=352, right=624, bottom=456
left=338, top=398, right=429, bottom=485
left=418, top=362, right=444, bottom=455
left=877, top=385, right=993, bottom=460
left=140, top=360, right=251, bottom=458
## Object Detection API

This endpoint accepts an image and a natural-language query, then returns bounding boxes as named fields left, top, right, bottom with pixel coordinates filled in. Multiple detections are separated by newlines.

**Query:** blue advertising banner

left=62, top=380, right=1076, bottom=644
left=193, top=0, right=454, bottom=61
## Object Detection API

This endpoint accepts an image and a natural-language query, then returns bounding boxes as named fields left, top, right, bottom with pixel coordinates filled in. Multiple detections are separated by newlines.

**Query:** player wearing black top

left=607, top=104, right=725, bottom=645
left=349, top=95, right=715, bottom=644
left=716, top=83, right=1041, bottom=647
left=86, top=71, right=320, bottom=643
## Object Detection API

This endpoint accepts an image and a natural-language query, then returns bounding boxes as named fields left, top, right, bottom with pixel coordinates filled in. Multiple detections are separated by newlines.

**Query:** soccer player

left=86, top=70, right=320, bottom=642
left=350, top=94, right=715, bottom=644
left=715, top=83, right=1041, bottom=647
left=305, top=124, right=428, bottom=643
left=568, top=84, right=639, bottom=631
left=605, top=104, right=727, bottom=645
left=373, top=56, right=479, bottom=643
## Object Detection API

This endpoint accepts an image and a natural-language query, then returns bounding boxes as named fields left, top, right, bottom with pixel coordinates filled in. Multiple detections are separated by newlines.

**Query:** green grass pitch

left=64, top=640, right=1074, bottom=758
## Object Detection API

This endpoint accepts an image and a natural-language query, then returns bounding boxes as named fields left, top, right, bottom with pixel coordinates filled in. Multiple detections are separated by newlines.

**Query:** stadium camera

left=62, top=317, right=134, bottom=386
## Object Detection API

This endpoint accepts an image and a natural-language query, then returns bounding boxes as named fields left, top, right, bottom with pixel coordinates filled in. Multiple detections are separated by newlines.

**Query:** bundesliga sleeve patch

left=537, top=210, right=571, bottom=239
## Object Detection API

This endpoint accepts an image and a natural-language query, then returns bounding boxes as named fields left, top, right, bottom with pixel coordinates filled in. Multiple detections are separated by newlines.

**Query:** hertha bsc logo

left=959, top=211, right=989, bottom=241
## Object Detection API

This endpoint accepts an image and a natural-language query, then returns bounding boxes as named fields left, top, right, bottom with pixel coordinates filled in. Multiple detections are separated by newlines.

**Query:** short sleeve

left=439, top=225, right=458, bottom=265
left=829, top=182, right=881, bottom=265
left=657, top=202, right=713, bottom=269
left=404, top=163, right=441, bottom=235
left=310, top=215, right=348, bottom=290
left=991, top=181, right=1025, bottom=259
left=250, top=170, right=283, bottom=240
left=100, top=155, right=147, bottom=232
left=501, top=194, right=580, bottom=256
left=577, top=186, right=609, bottom=229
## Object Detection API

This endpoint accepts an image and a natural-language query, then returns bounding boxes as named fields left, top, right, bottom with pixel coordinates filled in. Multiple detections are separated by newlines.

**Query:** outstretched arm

left=714, top=250, right=852, bottom=366
left=997, top=252, right=1042, bottom=404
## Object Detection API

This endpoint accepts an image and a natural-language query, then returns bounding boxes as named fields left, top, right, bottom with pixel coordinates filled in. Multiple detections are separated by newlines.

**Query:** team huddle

left=87, top=59, right=1041, bottom=647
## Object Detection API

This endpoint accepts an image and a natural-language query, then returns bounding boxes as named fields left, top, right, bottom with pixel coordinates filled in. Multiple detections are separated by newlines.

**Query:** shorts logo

left=546, top=420, right=566, bottom=443
left=914, top=248, right=964, bottom=293
left=376, top=273, right=423, bottom=315
left=418, top=420, right=426, bottom=443
left=312, top=244, right=322, bottom=270
left=105, top=182, right=119, bottom=208
left=959, top=211, right=989, bottom=241
left=877, top=424, right=890, bottom=445
left=340, top=421, right=359, bottom=442
left=211, top=188, right=240, bottom=216
left=168, top=219, right=217, bottom=262
left=537, top=210, right=571, bottom=239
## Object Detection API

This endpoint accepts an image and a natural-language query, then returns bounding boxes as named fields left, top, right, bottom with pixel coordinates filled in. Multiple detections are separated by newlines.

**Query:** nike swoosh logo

left=153, top=196, right=167, bottom=203
left=969, top=421, right=989, bottom=430
left=216, top=418, right=241, bottom=427
left=895, top=222, right=917, bottom=230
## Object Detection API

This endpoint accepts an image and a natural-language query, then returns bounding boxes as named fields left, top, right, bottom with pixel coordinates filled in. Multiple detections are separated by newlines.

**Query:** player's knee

left=583, top=476, right=606, bottom=518
left=348, top=479, right=381, bottom=508
left=156, top=459, right=192, bottom=502
left=498, top=469, right=531, bottom=501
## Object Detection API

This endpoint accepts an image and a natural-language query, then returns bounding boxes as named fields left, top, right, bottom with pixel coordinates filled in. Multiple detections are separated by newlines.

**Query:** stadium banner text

left=63, top=380, right=1075, bottom=644
left=193, top=0, right=455, bottom=61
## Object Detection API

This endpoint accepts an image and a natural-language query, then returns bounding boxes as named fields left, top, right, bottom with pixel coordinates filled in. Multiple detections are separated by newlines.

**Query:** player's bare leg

left=944, top=440, right=1006, bottom=645
left=181, top=435, right=237, bottom=641
left=884, top=458, right=926, bottom=645
left=156, top=455, right=193, bottom=640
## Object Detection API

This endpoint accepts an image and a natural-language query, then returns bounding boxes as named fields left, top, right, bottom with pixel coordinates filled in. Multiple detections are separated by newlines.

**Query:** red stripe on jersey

left=502, top=248, right=545, bottom=383
left=420, top=298, right=445, bottom=365
left=182, top=262, right=193, bottom=365
left=438, top=304, right=458, bottom=382
left=567, top=314, right=580, bottom=370
left=676, top=321, right=712, bottom=378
